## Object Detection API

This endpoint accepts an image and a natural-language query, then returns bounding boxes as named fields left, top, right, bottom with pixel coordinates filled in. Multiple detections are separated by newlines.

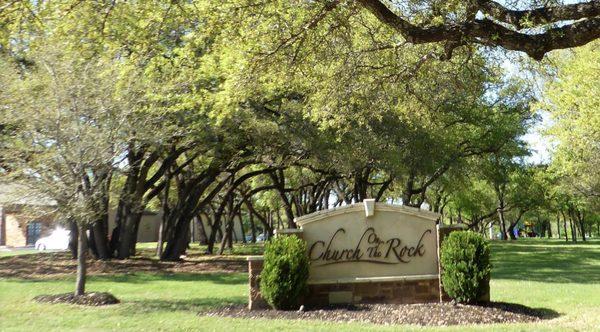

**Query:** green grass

left=0, top=238, right=599, bottom=331
left=0, top=249, right=40, bottom=257
left=136, top=242, right=265, bottom=257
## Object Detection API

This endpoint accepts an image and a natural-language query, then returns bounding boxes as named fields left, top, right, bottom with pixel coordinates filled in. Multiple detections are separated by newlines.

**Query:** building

left=0, top=184, right=58, bottom=247
left=0, top=183, right=160, bottom=247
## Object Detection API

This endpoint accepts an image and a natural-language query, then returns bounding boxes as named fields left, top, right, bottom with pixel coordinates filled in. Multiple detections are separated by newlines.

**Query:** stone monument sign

left=298, top=201, right=439, bottom=283
left=247, top=200, right=469, bottom=309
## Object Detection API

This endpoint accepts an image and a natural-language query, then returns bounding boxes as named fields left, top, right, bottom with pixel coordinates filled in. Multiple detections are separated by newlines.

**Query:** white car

left=35, top=228, right=70, bottom=251
left=244, top=234, right=267, bottom=242
left=256, top=234, right=266, bottom=242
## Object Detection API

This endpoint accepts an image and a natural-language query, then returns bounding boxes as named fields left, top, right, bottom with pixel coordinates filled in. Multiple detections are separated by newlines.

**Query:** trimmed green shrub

left=440, top=231, right=491, bottom=304
left=260, top=235, right=309, bottom=310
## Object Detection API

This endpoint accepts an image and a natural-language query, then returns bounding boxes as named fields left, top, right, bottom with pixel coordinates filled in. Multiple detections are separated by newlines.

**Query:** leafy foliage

left=542, top=42, right=600, bottom=202
left=440, top=231, right=491, bottom=303
left=260, top=235, right=309, bottom=310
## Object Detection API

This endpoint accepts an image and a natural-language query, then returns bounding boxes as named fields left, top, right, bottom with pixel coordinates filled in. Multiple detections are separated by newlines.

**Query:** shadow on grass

left=484, top=302, right=560, bottom=319
left=491, top=239, right=600, bottom=284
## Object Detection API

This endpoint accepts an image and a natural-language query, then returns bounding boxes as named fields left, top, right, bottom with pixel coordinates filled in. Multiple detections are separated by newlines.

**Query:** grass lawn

left=136, top=241, right=265, bottom=257
left=0, top=248, right=41, bottom=257
left=0, top=239, right=599, bottom=331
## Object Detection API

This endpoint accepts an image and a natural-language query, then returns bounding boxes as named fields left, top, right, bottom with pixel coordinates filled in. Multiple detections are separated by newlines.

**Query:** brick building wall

left=3, top=208, right=55, bottom=247
left=1, top=205, right=162, bottom=247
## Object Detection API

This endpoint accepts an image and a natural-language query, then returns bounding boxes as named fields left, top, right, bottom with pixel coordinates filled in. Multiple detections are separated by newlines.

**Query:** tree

left=0, top=45, right=139, bottom=295
left=4, top=1, right=600, bottom=60
left=542, top=41, right=600, bottom=200
left=355, top=0, right=600, bottom=60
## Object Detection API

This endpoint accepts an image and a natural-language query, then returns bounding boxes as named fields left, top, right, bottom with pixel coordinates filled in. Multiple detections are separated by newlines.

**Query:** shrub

left=260, top=235, right=309, bottom=310
left=440, top=231, right=491, bottom=304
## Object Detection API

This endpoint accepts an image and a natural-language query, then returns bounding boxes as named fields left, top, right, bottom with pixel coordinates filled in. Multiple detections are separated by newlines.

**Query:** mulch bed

left=34, top=292, right=119, bottom=306
left=201, top=302, right=555, bottom=326
left=0, top=252, right=247, bottom=279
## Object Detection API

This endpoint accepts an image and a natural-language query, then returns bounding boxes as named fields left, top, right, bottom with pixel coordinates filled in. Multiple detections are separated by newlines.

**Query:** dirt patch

left=34, top=292, right=119, bottom=306
left=201, top=302, right=556, bottom=326
left=0, top=252, right=248, bottom=279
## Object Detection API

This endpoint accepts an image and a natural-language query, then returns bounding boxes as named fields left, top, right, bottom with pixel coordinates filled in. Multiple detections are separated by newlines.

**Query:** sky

left=523, top=111, right=553, bottom=165
left=500, top=55, right=554, bottom=165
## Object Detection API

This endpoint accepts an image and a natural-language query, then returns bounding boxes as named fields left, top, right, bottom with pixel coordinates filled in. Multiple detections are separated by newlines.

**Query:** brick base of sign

left=305, top=278, right=440, bottom=307
left=247, top=256, right=439, bottom=309
left=247, top=257, right=269, bottom=310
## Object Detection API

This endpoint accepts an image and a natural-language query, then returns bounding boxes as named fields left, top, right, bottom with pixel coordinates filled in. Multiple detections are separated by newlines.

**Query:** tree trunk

left=238, top=211, right=246, bottom=244
left=218, top=217, right=234, bottom=255
left=231, top=219, right=237, bottom=245
left=156, top=217, right=165, bottom=257
left=269, top=170, right=296, bottom=228
left=498, top=207, right=507, bottom=240
left=276, top=210, right=283, bottom=230
left=506, top=209, right=526, bottom=240
left=69, top=221, right=78, bottom=259
left=577, top=211, right=586, bottom=241
left=228, top=219, right=234, bottom=249
left=160, top=189, right=199, bottom=261
left=562, top=211, right=569, bottom=242
left=556, top=213, right=561, bottom=239
left=206, top=206, right=225, bottom=254
left=507, top=223, right=517, bottom=240
left=90, top=217, right=111, bottom=260
left=88, top=226, right=98, bottom=259
left=161, top=211, right=193, bottom=261
left=249, top=210, right=257, bottom=243
left=197, top=214, right=208, bottom=245
left=75, top=224, right=88, bottom=296
left=245, top=201, right=272, bottom=238
left=569, top=218, right=577, bottom=242
left=116, top=210, right=143, bottom=259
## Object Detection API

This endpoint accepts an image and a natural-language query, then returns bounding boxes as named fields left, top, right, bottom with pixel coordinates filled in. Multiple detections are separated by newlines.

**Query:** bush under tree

left=440, top=231, right=491, bottom=304
left=260, top=235, right=309, bottom=310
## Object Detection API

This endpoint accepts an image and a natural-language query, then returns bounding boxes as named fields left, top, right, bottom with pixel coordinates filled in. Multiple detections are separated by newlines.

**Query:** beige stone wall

left=193, top=214, right=245, bottom=243
left=107, top=210, right=161, bottom=243
left=138, top=213, right=161, bottom=242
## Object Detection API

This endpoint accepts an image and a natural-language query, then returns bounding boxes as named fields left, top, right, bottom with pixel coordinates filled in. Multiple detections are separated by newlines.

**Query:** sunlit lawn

left=136, top=241, right=265, bottom=258
left=0, top=239, right=599, bottom=331
left=0, top=248, right=40, bottom=257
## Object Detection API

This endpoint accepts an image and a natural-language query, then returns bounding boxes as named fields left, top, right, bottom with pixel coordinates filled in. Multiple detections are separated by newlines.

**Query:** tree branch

left=357, top=0, right=600, bottom=60
left=480, top=0, right=600, bottom=30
